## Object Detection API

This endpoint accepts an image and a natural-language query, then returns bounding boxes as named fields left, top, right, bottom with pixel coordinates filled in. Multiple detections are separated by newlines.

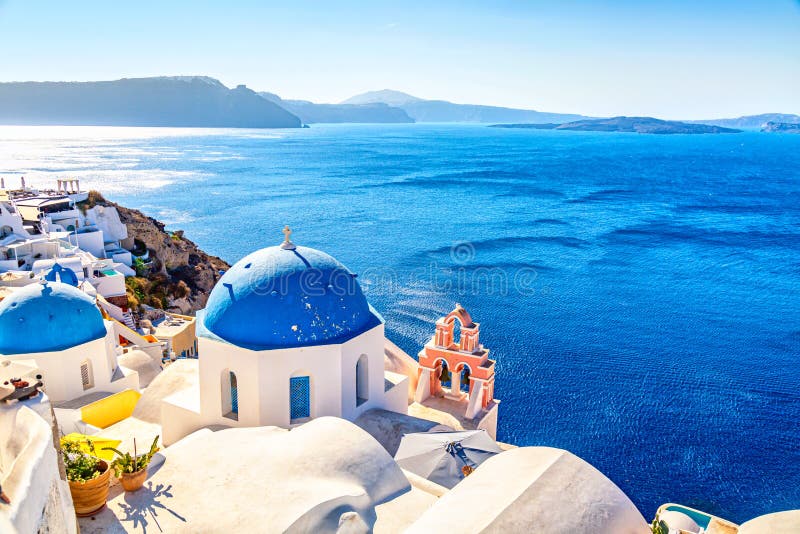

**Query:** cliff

left=692, top=113, right=800, bottom=129
left=259, top=92, right=414, bottom=124
left=80, top=191, right=229, bottom=314
left=761, top=121, right=800, bottom=133
left=0, top=76, right=301, bottom=128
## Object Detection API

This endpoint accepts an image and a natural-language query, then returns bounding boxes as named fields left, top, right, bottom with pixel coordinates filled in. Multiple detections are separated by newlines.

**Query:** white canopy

left=395, top=429, right=502, bottom=488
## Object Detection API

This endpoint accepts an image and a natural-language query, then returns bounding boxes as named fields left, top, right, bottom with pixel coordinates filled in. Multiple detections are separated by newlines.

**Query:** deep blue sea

left=3, top=123, right=799, bottom=523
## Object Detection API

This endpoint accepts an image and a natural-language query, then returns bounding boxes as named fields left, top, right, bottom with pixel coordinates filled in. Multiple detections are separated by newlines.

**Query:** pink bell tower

left=415, top=304, right=498, bottom=424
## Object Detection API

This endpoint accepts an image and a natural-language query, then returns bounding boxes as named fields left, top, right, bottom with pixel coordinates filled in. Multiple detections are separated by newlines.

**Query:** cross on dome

left=281, top=225, right=296, bottom=250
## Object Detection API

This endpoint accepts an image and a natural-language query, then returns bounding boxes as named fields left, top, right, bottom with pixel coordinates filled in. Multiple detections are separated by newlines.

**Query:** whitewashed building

left=161, top=229, right=408, bottom=444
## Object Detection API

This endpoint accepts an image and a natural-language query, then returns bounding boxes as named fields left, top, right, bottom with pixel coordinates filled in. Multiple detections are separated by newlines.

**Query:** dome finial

left=281, top=225, right=296, bottom=250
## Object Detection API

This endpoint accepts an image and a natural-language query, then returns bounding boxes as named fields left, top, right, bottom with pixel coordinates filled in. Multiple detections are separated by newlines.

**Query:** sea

left=1, top=123, right=798, bottom=523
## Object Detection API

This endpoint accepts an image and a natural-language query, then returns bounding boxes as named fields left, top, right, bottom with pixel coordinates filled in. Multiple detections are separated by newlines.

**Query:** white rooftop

left=79, top=418, right=420, bottom=533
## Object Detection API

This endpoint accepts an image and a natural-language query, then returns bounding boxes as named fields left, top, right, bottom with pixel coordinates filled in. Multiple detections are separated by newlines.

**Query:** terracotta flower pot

left=120, top=468, right=147, bottom=492
left=68, top=460, right=111, bottom=517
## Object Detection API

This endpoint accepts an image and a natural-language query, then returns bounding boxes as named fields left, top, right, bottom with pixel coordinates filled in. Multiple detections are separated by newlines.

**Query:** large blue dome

left=201, top=245, right=381, bottom=350
left=0, top=282, right=107, bottom=355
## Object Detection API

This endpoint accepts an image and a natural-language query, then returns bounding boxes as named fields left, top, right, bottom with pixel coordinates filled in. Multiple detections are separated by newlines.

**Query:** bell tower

left=415, top=304, right=498, bottom=428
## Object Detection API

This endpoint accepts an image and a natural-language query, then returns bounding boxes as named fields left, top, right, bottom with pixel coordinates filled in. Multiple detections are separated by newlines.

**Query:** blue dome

left=0, top=282, right=107, bottom=355
left=201, top=245, right=381, bottom=350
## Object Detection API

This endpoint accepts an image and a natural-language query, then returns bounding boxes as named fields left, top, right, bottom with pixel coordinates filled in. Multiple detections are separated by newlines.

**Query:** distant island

left=341, top=89, right=588, bottom=124
left=491, top=116, right=742, bottom=134
left=258, top=92, right=413, bottom=124
left=761, top=121, right=800, bottom=134
left=690, top=113, right=800, bottom=129
left=0, top=76, right=301, bottom=128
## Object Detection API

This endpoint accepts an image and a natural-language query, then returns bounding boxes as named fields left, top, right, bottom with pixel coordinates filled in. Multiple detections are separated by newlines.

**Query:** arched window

left=452, top=319, right=462, bottom=347
left=230, top=372, right=238, bottom=414
left=438, top=359, right=451, bottom=388
left=222, top=369, right=238, bottom=420
left=458, top=363, right=472, bottom=393
left=356, top=354, right=369, bottom=407
left=290, top=374, right=311, bottom=423
left=80, top=359, right=94, bottom=391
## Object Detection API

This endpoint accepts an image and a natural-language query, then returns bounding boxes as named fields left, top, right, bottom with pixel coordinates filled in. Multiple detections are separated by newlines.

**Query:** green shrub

left=62, top=438, right=104, bottom=483
left=104, top=436, right=161, bottom=477
left=133, top=257, right=149, bottom=277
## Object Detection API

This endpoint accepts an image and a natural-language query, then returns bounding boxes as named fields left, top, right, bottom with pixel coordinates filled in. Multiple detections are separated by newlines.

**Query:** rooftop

left=150, top=314, right=194, bottom=338
left=12, top=196, right=72, bottom=208
left=408, top=395, right=500, bottom=435
left=78, top=418, right=421, bottom=533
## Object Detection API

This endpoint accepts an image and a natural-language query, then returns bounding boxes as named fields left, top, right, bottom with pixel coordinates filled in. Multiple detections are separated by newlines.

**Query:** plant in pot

left=103, top=435, right=160, bottom=492
left=62, top=438, right=111, bottom=517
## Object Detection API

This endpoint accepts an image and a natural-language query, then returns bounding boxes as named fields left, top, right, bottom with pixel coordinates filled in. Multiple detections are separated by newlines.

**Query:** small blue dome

left=0, top=282, right=107, bottom=355
left=44, top=263, right=79, bottom=287
left=201, top=245, right=381, bottom=350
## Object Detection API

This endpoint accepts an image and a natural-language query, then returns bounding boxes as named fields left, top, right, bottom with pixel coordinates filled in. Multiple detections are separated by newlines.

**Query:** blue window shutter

left=230, top=372, right=238, bottom=414
left=290, top=376, right=310, bottom=420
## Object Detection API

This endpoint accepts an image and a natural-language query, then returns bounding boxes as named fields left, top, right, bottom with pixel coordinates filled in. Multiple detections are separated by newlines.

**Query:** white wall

left=109, top=249, right=133, bottom=267
left=0, top=259, right=21, bottom=272
left=87, top=206, right=128, bottom=242
left=89, top=271, right=126, bottom=298
left=0, top=394, right=77, bottom=534
left=164, top=324, right=401, bottom=444
left=160, top=383, right=209, bottom=447
left=74, top=230, right=105, bottom=259
left=383, top=371, right=410, bottom=414
left=340, top=324, right=391, bottom=421
left=46, top=209, right=82, bottom=227
left=0, top=203, right=30, bottom=237
left=261, top=342, right=343, bottom=427
left=197, top=337, right=260, bottom=428
left=197, top=336, right=344, bottom=428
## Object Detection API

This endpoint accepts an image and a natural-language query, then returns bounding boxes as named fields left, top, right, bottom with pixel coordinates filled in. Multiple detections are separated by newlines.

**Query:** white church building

left=160, top=229, right=407, bottom=444
left=0, top=279, right=140, bottom=403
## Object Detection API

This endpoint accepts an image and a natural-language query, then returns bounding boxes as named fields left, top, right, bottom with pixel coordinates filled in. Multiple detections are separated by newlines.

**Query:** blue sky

left=0, top=1, right=798, bottom=118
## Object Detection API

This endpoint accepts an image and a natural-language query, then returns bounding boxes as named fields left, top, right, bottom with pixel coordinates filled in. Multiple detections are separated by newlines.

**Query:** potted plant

left=61, top=438, right=111, bottom=517
left=103, top=436, right=160, bottom=492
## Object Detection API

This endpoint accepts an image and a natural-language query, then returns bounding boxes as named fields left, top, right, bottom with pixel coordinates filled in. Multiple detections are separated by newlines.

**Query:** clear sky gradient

left=1, top=1, right=798, bottom=119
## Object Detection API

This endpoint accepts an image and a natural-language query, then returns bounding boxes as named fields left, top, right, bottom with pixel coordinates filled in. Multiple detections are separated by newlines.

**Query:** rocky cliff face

left=761, top=121, right=800, bottom=133
left=82, top=191, right=229, bottom=314
left=693, top=113, right=800, bottom=129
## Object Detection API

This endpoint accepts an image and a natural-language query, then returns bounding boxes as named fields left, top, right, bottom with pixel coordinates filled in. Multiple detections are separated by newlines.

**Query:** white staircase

left=121, top=311, right=137, bottom=330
